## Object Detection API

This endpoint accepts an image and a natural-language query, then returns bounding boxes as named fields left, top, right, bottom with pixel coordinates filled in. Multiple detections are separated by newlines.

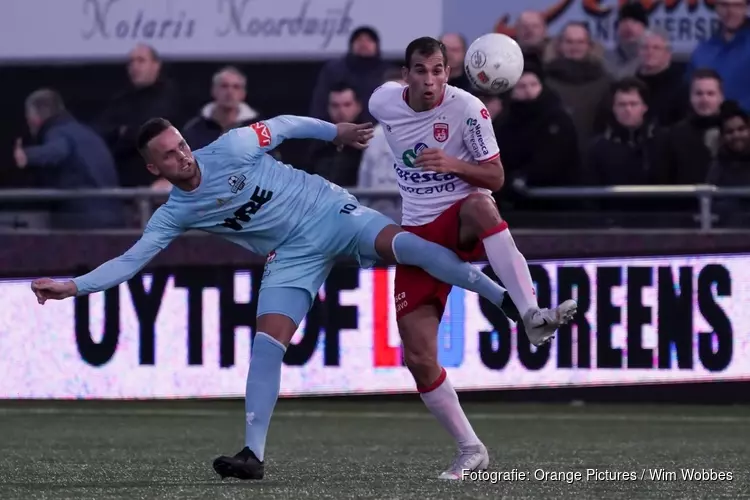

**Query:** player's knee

left=403, top=349, right=440, bottom=387
left=462, top=193, right=499, bottom=218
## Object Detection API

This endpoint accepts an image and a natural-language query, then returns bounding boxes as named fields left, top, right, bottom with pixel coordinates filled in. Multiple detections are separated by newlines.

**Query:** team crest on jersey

left=228, top=174, right=247, bottom=193
left=433, top=123, right=449, bottom=142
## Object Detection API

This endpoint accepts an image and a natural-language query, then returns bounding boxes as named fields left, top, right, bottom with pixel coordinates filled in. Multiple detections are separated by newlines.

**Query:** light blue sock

left=392, top=232, right=507, bottom=306
left=245, top=332, right=286, bottom=462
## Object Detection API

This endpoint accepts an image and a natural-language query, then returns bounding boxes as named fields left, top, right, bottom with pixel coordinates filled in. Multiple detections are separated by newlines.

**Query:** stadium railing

left=0, top=185, right=748, bottom=230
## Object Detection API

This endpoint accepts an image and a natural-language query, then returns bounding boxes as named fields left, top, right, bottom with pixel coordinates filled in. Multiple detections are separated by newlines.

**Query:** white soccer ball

left=464, top=33, right=524, bottom=94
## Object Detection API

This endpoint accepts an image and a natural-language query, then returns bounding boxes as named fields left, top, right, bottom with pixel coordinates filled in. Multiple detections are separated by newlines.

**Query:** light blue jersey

left=72, top=115, right=393, bottom=315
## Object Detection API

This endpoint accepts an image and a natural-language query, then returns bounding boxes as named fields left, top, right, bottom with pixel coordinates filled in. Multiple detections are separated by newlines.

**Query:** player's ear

left=445, top=64, right=451, bottom=77
left=145, top=163, right=160, bottom=176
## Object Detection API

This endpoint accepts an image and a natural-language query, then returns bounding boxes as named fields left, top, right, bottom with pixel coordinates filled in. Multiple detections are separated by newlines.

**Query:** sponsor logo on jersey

left=466, top=120, right=490, bottom=158
left=250, top=121, right=272, bottom=147
left=397, top=182, right=456, bottom=195
left=480, top=108, right=490, bottom=120
left=228, top=174, right=247, bottom=193
left=401, top=142, right=429, bottom=168
left=433, top=123, right=449, bottom=142
left=394, top=165, right=457, bottom=184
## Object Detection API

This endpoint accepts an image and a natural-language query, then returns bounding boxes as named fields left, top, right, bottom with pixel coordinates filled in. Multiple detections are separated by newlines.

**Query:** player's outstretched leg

left=359, top=223, right=518, bottom=320
left=213, top=288, right=311, bottom=481
left=458, top=194, right=577, bottom=346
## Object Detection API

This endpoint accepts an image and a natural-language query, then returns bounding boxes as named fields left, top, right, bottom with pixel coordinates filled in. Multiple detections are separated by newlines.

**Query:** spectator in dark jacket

left=657, top=69, right=725, bottom=185
left=707, top=100, right=750, bottom=225
left=309, top=26, right=390, bottom=123
left=307, top=83, right=364, bottom=187
left=635, top=28, right=688, bottom=127
left=13, top=89, right=125, bottom=229
left=182, top=66, right=262, bottom=150
left=94, top=44, right=183, bottom=187
left=688, top=1, right=750, bottom=111
left=586, top=78, right=659, bottom=187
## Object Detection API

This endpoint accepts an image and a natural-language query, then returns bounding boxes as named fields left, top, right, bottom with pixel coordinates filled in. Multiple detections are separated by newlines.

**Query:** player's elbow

left=488, top=160, right=505, bottom=192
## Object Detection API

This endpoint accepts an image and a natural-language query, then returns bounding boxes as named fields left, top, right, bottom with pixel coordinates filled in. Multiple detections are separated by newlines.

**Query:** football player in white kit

left=368, top=37, right=578, bottom=479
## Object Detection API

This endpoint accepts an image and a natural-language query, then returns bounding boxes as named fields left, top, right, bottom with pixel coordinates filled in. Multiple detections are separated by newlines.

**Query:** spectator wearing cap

left=440, top=33, right=473, bottom=91
left=688, top=0, right=750, bottom=111
left=495, top=63, right=580, bottom=207
left=309, top=26, right=390, bottom=123
left=604, top=2, right=649, bottom=79
left=635, top=28, right=688, bottom=127
left=707, top=100, right=750, bottom=226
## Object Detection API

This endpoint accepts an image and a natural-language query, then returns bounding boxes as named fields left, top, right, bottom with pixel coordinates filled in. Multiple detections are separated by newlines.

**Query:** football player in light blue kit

left=31, top=115, right=520, bottom=480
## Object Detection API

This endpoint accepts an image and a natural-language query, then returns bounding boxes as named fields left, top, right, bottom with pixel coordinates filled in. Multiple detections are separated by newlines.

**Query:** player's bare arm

left=414, top=148, right=504, bottom=191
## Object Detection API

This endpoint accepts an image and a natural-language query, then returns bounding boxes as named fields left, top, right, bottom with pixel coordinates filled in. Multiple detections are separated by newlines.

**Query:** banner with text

left=443, top=0, right=721, bottom=55
left=0, top=0, right=442, bottom=61
left=1, top=253, right=748, bottom=399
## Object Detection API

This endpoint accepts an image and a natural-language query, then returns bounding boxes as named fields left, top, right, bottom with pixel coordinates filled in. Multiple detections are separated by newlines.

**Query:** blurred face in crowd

left=516, top=11, right=547, bottom=48
left=716, top=0, right=748, bottom=32
left=440, top=33, right=466, bottom=73
left=478, top=95, right=503, bottom=119
left=143, top=127, right=197, bottom=182
left=690, top=78, right=723, bottom=116
left=559, top=24, right=590, bottom=61
left=351, top=32, right=378, bottom=57
left=613, top=89, right=648, bottom=128
left=511, top=72, right=543, bottom=101
left=403, top=50, right=449, bottom=110
left=24, top=107, right=44, bottom=136
left=616, top=18, right=646, bottom=44
left=128, top=44, right=161, bottom=88
left=722, top=116, right=750, bottom=153
left=639, top=32, right=671, bottom=74
left=212, top=70, right=246, bottom=111
left=328, top=88, right=361, bottom=124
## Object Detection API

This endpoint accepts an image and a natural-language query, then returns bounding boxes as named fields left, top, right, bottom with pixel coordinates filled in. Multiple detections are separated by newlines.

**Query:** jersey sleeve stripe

left=478, top=152, right=500, bottom=164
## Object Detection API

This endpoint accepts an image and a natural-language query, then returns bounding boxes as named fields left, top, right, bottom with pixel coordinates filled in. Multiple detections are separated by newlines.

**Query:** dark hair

left=136, top=117, right=173, bottom=157
left=404, top=37, right=447, bottom=68
left=328, top=81, right=359, bottom=100
left=691, top=68, right=723, bottom=89
left=719, top=100, right=748, bottom=127
left=611, top=76, right=649, bottom=102
left=562, top=21, right=591, bottom=37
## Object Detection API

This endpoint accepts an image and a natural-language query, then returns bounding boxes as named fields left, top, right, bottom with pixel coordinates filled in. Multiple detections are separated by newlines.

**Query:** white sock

left=482, top=222, right=539, bottom=317
left=419, top=368, right=481, bottom=449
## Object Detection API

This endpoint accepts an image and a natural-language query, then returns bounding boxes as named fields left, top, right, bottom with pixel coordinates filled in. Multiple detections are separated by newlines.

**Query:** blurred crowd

left=5, top=1, right=750, bottom=229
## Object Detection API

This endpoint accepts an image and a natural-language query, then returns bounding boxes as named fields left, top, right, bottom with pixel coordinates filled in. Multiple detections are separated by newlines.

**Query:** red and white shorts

left=394, top=196, right=505, bottom=320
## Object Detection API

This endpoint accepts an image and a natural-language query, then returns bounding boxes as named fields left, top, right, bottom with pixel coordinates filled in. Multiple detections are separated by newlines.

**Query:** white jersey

left=368, top=82, right=500, bottom=226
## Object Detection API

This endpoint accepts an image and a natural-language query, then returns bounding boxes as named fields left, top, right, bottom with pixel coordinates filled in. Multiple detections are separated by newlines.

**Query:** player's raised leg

left=459, top=193, right=577, bottom=346
left=399, top=303, right=489, bottom=479
left=213, top=284, right=315, bottom=480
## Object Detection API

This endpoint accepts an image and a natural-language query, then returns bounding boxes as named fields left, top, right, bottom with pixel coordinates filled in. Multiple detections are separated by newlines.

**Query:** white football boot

left=438, top=443, right=490, bottom=480
left=523, top=299, right=578, bottom=347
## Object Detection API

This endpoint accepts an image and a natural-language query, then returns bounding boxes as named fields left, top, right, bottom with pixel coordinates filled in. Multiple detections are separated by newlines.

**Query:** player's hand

left=334, top=122, right=374, bottom=150
left=415, top=148, right=454, bottom=173
left=31, top=278, right=77, bottom=304
left=14, top=138, right=28, bottom=168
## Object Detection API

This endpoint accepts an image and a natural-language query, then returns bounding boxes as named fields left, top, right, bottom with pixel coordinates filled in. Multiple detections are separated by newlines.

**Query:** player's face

left=716, top=0, right=748, bottom=32
left=690, top=78, right=723, bottom=117
left=145, top=127, right=197, bottom=181
left=212, top=71, right=246, bottom=110
left=613, top=90, right=647, bottom=129
left=722, top=116, right=750, bottom=153
left=404, top=51, right=449, bottom=109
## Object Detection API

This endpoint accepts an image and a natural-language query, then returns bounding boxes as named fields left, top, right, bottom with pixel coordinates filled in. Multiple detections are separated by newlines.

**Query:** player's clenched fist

left=31, top=278, right=77, bottom=304
left=334, top=122, right=374, bottom=150
left=415, top=148, right=455, bottom=173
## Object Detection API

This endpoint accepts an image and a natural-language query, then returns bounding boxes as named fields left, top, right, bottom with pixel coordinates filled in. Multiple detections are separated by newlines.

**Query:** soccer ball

left=464, top=33, right=524, bottom=94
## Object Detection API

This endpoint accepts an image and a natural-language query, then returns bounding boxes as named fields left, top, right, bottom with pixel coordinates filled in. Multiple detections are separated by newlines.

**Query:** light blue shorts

left=257, top=195, right=395, bottom=324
